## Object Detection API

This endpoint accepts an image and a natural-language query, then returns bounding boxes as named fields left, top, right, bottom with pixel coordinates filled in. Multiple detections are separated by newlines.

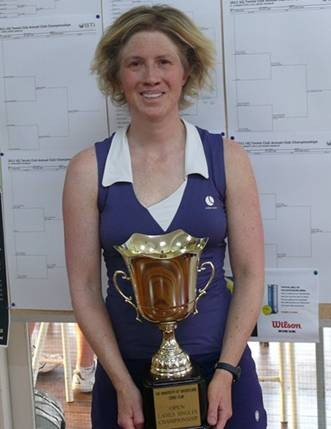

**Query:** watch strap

left=214, top=361, right=241, bottom=382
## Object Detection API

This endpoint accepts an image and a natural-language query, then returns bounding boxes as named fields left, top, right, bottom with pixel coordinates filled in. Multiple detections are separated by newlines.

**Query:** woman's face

left=118, top=31, right=188, bottom=122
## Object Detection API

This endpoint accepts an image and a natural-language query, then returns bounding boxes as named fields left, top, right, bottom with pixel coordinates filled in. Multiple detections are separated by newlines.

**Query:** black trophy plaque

left=143, top=363, right=209, bottom=429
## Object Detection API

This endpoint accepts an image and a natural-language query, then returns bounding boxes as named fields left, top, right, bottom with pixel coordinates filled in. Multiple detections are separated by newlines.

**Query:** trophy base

left=143, top=363, right=209, bottom=429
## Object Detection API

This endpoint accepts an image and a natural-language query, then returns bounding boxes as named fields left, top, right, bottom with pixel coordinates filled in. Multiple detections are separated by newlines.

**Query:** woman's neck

left=127, top=115, right=185, bottom=152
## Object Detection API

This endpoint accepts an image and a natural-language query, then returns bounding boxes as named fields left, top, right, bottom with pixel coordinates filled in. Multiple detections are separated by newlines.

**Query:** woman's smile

left=140, top=91, right=165, bottom=99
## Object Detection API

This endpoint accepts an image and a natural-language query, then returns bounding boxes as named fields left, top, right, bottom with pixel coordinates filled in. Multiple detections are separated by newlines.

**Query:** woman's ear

left=182, top=67, right=191, bottom=87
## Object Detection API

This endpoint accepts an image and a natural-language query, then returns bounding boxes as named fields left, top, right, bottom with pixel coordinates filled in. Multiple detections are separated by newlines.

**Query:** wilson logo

left=272, top=321, right=302, bottom=329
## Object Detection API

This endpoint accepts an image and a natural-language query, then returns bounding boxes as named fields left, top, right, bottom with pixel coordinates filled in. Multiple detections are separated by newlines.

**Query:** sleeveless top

left=95, top=126, right=232, bottom=360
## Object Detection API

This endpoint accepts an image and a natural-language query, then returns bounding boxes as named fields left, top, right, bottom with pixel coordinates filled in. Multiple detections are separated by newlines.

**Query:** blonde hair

left=91, top=5, right=215, bottom=108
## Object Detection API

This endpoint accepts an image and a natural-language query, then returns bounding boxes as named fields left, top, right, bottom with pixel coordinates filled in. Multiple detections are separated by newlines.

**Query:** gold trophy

left=113, top=229, right=215, bottom=429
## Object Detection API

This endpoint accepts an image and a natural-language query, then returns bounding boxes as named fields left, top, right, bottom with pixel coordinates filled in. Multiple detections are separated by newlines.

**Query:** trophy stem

left=150, top=322, right=192, bottom=379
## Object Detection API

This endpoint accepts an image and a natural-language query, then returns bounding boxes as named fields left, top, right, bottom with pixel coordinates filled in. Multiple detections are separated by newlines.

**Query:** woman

left=63, top=5, right=266, bottom=429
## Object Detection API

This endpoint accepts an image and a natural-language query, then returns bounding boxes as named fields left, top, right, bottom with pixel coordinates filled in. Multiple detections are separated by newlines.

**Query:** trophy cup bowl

left=113, top=230, right=215, bottom=429
left=113, top=229, right=215, bottom=378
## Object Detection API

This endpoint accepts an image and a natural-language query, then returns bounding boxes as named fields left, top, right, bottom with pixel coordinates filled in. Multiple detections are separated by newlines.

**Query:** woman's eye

left=128, top=61, right=140, bottom=68
left=160, top=59, right=171, bottom=65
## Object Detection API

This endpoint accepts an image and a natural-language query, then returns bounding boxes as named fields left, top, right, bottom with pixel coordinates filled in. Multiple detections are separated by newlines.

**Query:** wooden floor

left=33, top=323, right=331, bottom=429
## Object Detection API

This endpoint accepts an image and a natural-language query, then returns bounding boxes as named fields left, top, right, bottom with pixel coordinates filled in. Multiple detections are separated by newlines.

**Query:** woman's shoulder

left=69, top=135, right=113, bottom=170
left=223, top=138, right=250, bottom=165
left=65, top=146, right=98, bottom=197
left=192, top=124, right=248, bottom=163
left=68, top=146, right=96, bottom=175
left=223, top=138, right=256, bottom=190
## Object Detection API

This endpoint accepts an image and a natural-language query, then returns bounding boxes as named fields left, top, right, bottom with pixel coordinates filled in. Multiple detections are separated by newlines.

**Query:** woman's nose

left=143, top=63, right=160, bottom=84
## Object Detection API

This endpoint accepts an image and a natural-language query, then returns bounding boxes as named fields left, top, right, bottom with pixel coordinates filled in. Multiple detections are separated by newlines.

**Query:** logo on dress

left=205, top=195, right=215, bottom=207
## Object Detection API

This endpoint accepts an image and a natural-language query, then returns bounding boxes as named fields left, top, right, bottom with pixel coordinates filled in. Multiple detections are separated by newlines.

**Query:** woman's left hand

left=207, top=370, right=233, bottom=428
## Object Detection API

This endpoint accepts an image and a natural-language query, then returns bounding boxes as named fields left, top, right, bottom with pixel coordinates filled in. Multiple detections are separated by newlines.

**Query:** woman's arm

left=220, top=139, right=264, bottom=365
left=207, top=139, right=264, bottom=429
left=63, top=148, right=143, bottom=429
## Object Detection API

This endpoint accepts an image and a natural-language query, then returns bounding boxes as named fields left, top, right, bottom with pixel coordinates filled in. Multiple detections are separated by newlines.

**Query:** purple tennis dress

left=92, top=126, right=267, bottom=428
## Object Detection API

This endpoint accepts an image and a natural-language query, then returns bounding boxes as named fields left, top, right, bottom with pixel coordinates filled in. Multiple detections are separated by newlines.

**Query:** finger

left=133, top=414, right=144, bottom=429
left=207, top=400, right=219, bottom=427
left=215, top=413, right=226, bottom=429
left=132, top=404, right=144, bottom=429
left=215, top=408, right=232, bottom=429
left=117, top=417, right=135, bottom=429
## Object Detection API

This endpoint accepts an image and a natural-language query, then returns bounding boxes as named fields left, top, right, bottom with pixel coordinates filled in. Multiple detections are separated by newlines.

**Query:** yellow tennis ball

left=225, top=277, right=234, bottom=294
left=262, top=305, right=272, bottom=315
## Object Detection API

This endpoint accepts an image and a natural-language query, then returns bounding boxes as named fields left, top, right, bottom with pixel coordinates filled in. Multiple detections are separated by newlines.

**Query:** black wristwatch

left=214, top=362, right=241, bottom=382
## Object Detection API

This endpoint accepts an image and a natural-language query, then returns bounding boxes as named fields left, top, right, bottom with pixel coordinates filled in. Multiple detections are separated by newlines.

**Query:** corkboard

left=319, top=304, right=331, bottom=320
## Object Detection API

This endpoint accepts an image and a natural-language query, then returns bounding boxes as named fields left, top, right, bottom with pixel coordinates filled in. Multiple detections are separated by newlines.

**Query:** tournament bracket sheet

left=0, top=2, right=109, bottom=310
left=223, top=0, right=331, bottom=304
left=102, top=0, right=226, bottom=134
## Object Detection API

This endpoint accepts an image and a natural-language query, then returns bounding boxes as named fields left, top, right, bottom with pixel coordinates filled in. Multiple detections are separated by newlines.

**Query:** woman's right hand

left=116, top=381, right=145, bottom=429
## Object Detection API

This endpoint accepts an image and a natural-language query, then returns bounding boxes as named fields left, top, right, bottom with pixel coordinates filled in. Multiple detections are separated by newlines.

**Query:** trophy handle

left=194, top=261, right=215, bottom=314
left=112, top=270, right=142, bottom=322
